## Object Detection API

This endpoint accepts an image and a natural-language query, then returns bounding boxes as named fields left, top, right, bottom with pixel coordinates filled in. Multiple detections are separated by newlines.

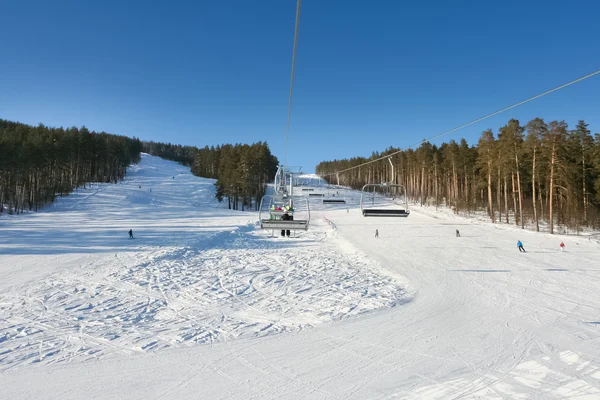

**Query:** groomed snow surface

left=1, top=154, right=599, bottom=399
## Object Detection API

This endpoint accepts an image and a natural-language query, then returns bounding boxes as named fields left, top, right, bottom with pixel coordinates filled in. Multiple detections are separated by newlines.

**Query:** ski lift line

left=283, top=0, right=302, bottom=168
left=321, top=68, right=600, bottom=178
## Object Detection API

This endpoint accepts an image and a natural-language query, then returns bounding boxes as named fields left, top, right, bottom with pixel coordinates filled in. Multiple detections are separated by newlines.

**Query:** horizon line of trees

left=143, top=140, right=279, bottom=210
left=0, top=119, right=142, bottom=215
left=316, top=118, right=600, bottom=233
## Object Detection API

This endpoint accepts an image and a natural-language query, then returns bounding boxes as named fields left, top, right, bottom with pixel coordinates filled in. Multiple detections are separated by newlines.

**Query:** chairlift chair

left=258, top=195, right=310, bottom=235
left=360, top=183, right=410, bottom=217
left=323, top=185, right=346, bottom=204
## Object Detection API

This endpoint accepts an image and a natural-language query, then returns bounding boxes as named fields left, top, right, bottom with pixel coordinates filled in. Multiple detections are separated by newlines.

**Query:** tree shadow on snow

left=0, top=214, right=316, bottom=255
left=0, top=225, right=247, bottom=255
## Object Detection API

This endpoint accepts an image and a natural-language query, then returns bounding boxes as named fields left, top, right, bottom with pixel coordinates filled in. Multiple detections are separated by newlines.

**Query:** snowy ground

left=1, top=154, right=599, bottom=399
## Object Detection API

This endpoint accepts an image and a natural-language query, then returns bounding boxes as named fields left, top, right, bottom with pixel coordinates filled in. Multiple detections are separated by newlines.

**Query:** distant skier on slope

left=375, top=229, right=379, bottom=238
left=517, top=240, right=525, bottom=252
left=560, top=241, right=565, bottom=252
left=456, top=229, right=461, bottom=237
left=129, top=229, right=134, bottom=239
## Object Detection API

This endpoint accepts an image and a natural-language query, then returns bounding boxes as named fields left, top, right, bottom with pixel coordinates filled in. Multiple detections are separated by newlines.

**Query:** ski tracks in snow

left=0, top=223, right=408, bottom=370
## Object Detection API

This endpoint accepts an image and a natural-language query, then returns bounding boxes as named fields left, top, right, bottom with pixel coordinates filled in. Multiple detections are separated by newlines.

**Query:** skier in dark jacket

left=517, top=240, right=525, bottom=252
left=281, top=212, right=291, bottom=237
left=129, top=229, right=134, bottom=239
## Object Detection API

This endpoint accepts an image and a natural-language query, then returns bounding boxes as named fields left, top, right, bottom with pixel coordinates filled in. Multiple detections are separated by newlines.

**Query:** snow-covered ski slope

left=1, top=154, right=600, bottom=399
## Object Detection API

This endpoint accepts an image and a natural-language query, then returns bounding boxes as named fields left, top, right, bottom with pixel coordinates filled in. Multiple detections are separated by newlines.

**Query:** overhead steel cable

left=322, top=68, right=600, bottom=177
left=284, top=0, right=302, bottom=168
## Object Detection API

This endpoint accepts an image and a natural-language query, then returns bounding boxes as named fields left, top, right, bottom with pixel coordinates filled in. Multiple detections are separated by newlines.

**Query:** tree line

left=143, top=140, right=279, bottom=210
left=0, top=121, right=277, bottom=215
left=316, top=118, right=600, bottom=233
left=0, top=119, right=142, bottom=215
left=141, top=141, right=198, bottom=166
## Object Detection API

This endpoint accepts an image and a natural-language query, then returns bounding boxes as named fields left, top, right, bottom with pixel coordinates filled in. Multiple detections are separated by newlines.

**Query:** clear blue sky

left=1, top=0, right=599, bottom=172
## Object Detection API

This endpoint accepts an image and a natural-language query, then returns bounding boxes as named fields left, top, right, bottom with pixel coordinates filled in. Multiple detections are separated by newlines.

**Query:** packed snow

left=1, top=154, right=599, bottom=399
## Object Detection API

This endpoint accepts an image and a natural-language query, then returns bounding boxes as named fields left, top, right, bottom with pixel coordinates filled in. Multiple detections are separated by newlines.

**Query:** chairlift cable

left=284, top=0, right=302, bottom=168
left=322, top=68, right=600, bottom=177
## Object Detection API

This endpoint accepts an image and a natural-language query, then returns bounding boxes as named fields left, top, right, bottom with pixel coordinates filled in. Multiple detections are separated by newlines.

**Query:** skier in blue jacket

left=517, top=240, right=525, bottom=252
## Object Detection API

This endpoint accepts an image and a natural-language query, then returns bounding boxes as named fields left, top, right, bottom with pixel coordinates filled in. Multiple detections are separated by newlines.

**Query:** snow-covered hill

left=0, top=155, right=407, bottom=368
left=1, top=154, right=599, bottom=399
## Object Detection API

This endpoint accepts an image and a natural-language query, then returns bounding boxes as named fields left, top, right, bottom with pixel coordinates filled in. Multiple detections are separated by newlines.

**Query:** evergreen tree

left=477, top=130, right=496, bottom=223
left=524, top=118, right=547, bottom=232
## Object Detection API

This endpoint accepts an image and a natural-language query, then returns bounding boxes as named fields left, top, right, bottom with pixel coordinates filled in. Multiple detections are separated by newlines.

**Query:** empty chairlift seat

left=360, top=183, right=410, bottom=217
left=323, top=187, right=346, bottom=204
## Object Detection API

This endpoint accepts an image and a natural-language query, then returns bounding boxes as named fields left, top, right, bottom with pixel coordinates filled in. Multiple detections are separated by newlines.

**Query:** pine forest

left=0, top=119, right=142, bottom=215
left=317, top=118, right=600, bottom=233
left=1, top=121, right=278, bottom=215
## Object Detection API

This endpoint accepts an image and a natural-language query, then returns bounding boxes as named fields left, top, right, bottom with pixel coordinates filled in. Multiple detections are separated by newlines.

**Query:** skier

left=128, top=229, right=134, bottom=239
left=560, top=241, right=565, bottom=252
left=517, top=240, right=525, bottom=252
left=456, top=229, right=461, bottom=237
left=347, top=209, right=349, bottom=213
left=375, top=229, right=379, bottom=238
left=281, top=212, right=291, bottom=237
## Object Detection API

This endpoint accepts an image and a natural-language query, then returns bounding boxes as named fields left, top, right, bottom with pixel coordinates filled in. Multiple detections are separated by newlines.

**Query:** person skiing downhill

left=375, top=229, right=379, bottom=238
left=456, top=229, right=461, bottom=237
left=560, top=241, right=565, bottom=252
left=517, top=240, right=525, bottom=252
left=129, top=229, right=134, bottom=239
